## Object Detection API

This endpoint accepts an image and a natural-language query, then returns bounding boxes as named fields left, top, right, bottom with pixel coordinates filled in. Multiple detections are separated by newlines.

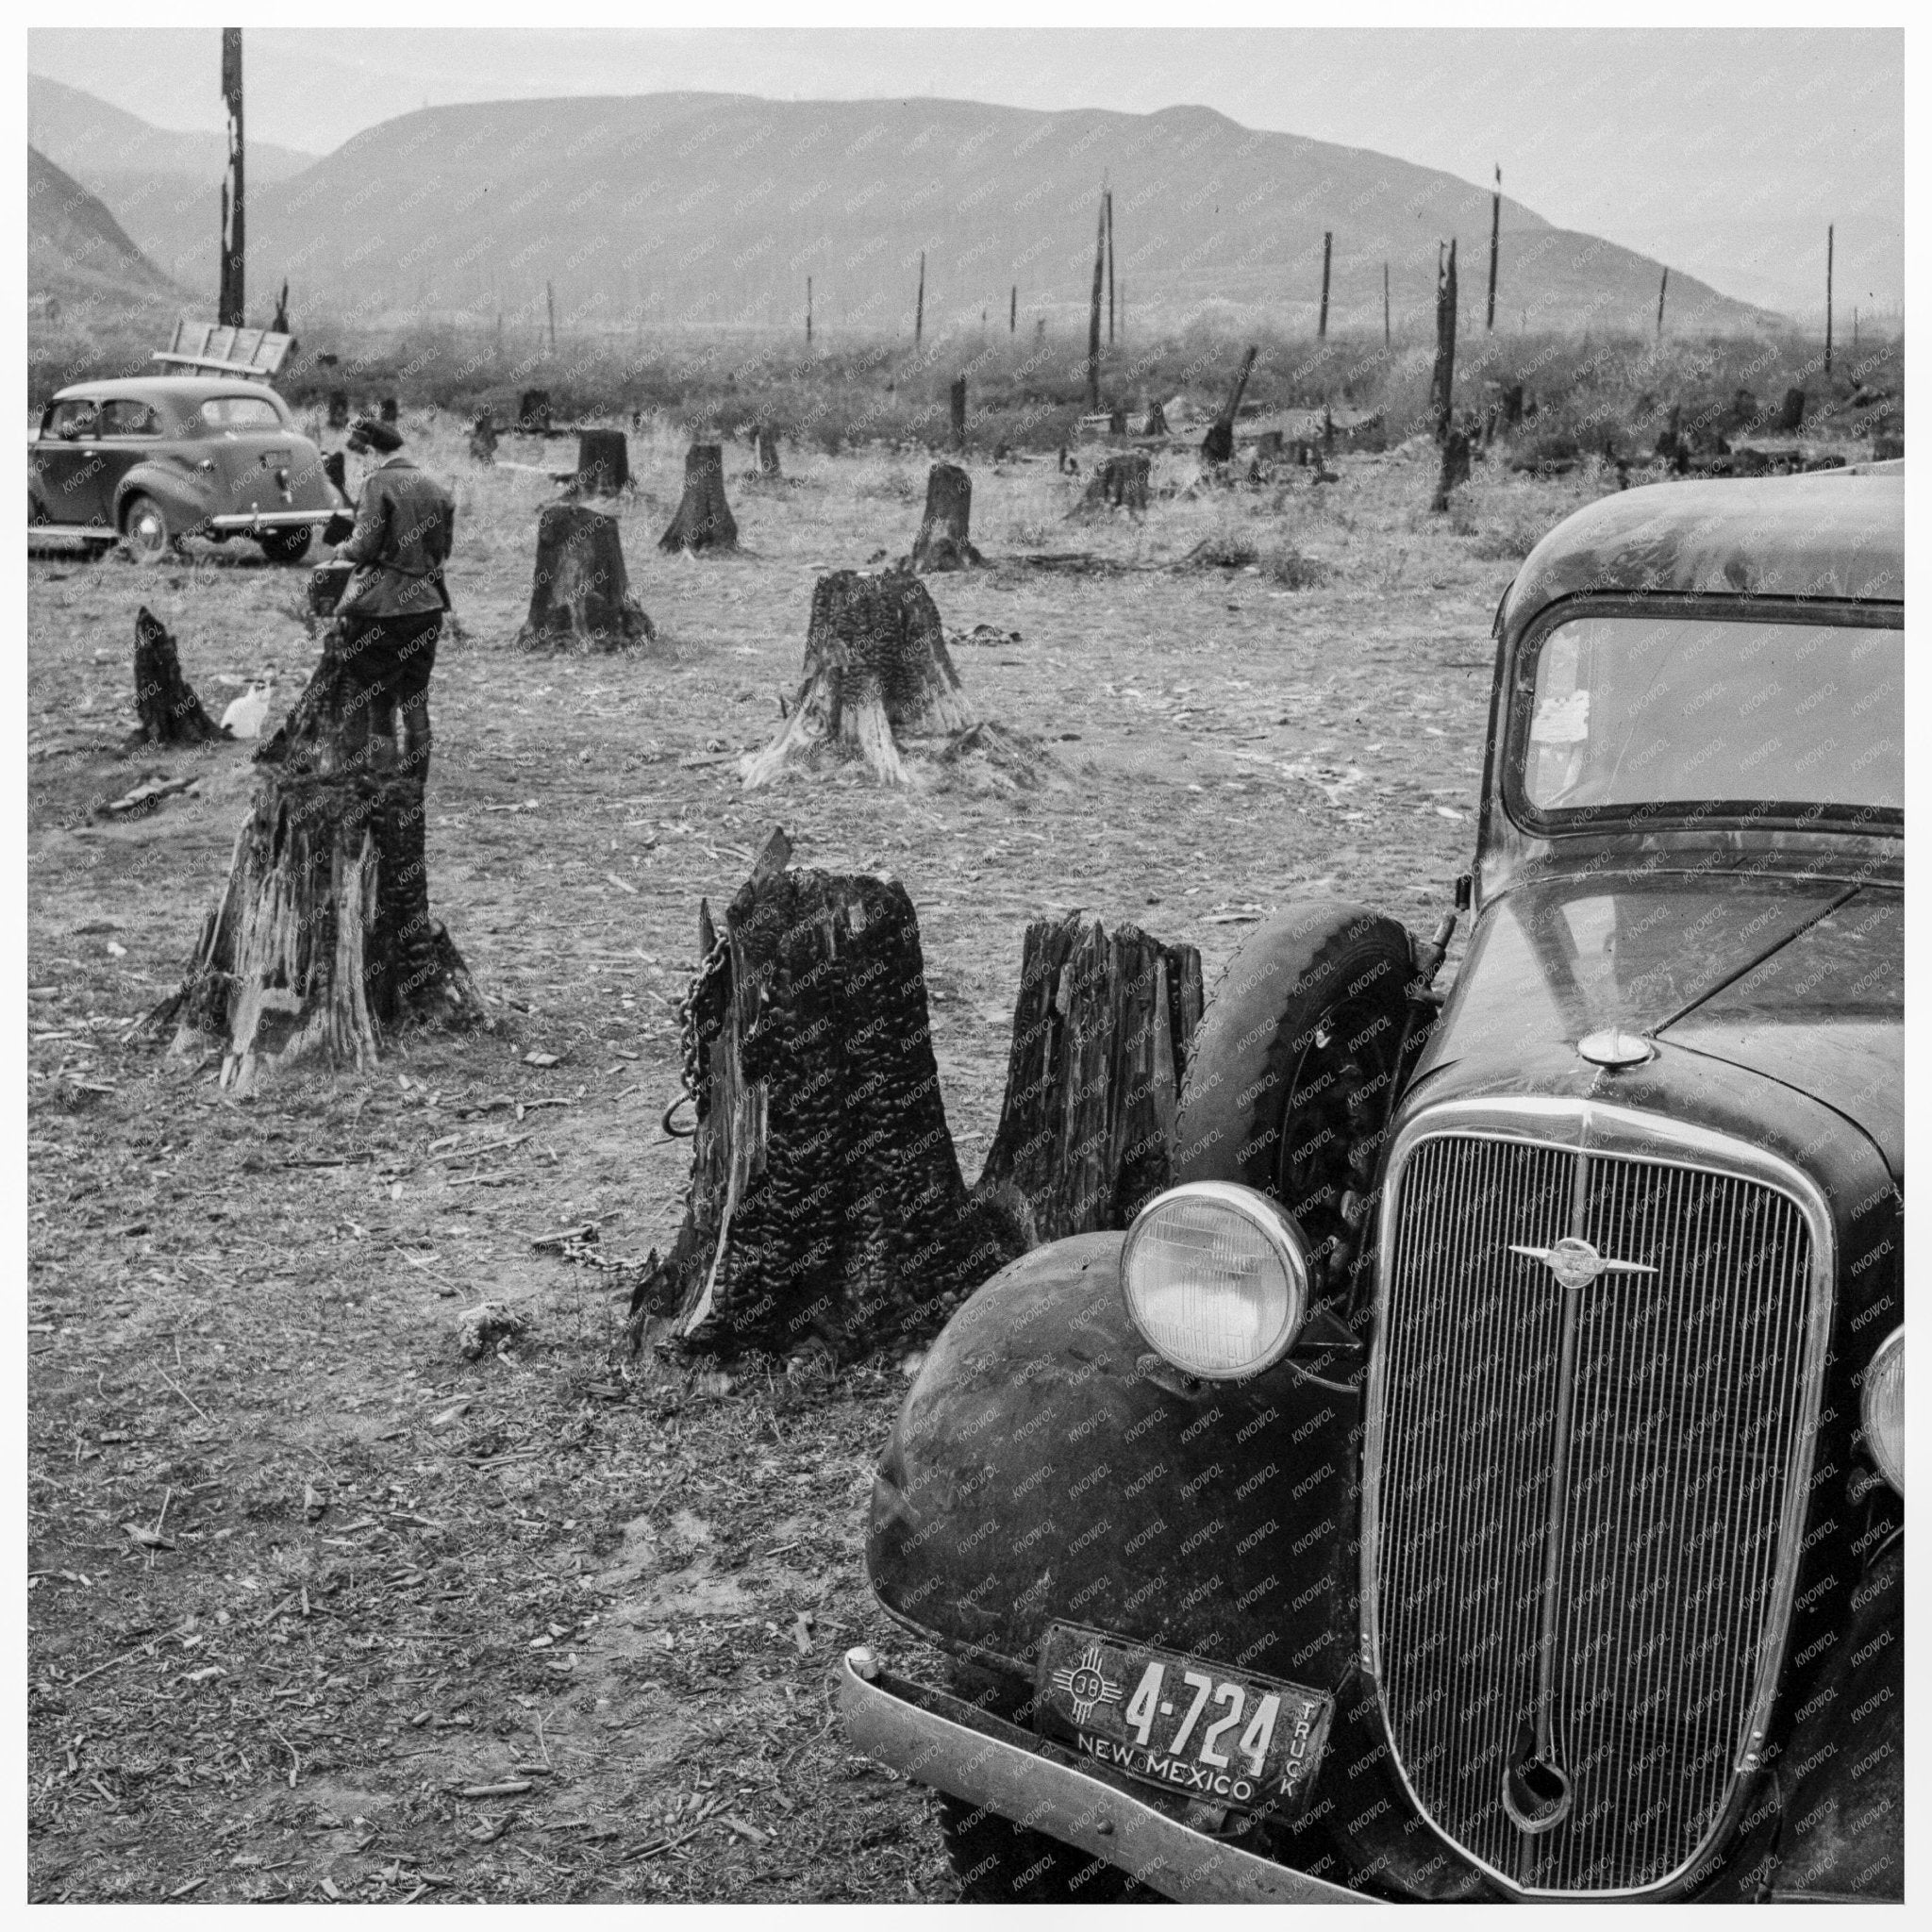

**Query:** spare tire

left=1173, top=901, right=1420, bottom=1304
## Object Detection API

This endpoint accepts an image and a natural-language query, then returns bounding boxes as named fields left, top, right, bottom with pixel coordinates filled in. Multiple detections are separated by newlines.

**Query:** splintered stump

left=519, top=390, right=552, bottom=434
left=908, top=462, right=982, bottom=571
left=573, top=429, right=630, bottom=497
left=658, top=443, right=738, bottom=553
left=742, top=571, right=990, bottom=789
left=628, top=851, right=1020, bottom=1359
left=516, top=505, right=654, bottom=650
left=752, top=424, right=783, bottom=477
left=977, top=913, right=1204, bottom=1246
left=130, top=607, right=225, bottom=746
left=468, top=415, right=498, bottom=464
left=152, top=622, right=486, bottom=1096
left=1078, top=452, right=1151, bottom=513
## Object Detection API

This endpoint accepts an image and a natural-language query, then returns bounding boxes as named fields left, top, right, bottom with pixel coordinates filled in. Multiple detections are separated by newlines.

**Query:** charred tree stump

left=1142, top=399, right=1169, bottom=437
left=572, top=429, right=631, bottom=497
left=743, top=571, right=977, bottom=789
left=628, top=841, right=1021, bottom=1359
left=130, top=607, right=225, bottom=746
left=468, top=413, right=498, bottom=465
left=151, top=618, right=486, bottom=1095
left=976, top=912, right=1205, bottom=1246
left=379, top=397, right=398, bottom=425
left=1078, top=452, right=1151, bottom=513
left=1430, top=424, right=1473, bottom=513
left=908, top=463, right=982, bottom=572
left=1202, top=343, right=1258, bottom=464
left=519, top=390, right=552, bottom=434
left=516, top=504, right=654, bottom=650
left=753, top=423, right=783, bottom=477
left=326, top=391, right=349, bottom=429
left=658, top=443, right=739, bottom=554
left=1777, top=388, right=1807, bottom=433
left=1429, top=240, right=1458, bottom=441
left=949, top=375, right=968, bottom=447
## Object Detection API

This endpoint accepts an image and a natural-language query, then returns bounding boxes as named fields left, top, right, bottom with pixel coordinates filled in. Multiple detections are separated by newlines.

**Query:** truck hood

left=1424, top=874, right=1902, bottom=1176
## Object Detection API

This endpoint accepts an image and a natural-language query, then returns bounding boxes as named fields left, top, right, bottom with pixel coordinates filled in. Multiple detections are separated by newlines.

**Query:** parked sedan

left=27, top=375, right=343, bottom=564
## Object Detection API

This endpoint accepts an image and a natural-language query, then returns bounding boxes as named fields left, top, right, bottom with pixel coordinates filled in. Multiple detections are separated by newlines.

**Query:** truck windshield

left=1518, top=614, right=1903, bottom=819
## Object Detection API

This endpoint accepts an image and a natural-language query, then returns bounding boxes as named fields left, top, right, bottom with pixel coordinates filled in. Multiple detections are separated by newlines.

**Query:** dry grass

left=28, top=418, right=1615, bottom=1901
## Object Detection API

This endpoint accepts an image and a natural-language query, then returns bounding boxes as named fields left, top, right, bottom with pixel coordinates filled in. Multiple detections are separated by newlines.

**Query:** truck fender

left=866, top=1230, right=1362, bottom=1693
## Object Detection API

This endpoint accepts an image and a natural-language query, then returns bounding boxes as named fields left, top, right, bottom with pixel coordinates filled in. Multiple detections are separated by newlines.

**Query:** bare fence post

left=807, top=275, right=812, bottom=348
left=1009, top=284, right=1016, bottom=334
left=1487, top=165, right=1501, bottom=331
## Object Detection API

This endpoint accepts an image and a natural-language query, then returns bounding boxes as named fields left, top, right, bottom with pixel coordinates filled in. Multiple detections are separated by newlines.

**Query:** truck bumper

left=836, top=1646, right=1367, bottom=1904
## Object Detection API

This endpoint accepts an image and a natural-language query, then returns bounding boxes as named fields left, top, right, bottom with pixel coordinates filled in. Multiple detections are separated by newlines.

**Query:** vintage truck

left=840, top=467, right=1904, bottom=1903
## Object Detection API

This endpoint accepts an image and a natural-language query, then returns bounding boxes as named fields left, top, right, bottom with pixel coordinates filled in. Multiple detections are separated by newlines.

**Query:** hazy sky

left=27, top=27, right=1902, bottom=318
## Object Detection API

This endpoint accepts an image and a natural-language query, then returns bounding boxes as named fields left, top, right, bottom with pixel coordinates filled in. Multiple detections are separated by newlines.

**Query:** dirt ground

left=25, top=417, right=1613, bottom=1902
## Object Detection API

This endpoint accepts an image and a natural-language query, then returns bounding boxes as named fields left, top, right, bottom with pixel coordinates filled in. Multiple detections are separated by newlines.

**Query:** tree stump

left=754, top=424, right=783, bottom=478
left=326, top=391, right=349, bottom=429
left=1777, top=387, right=1807, bottom=433
left=151, top=619, right=486, bottom=1096
left=519, top=390, right=552, bottom=434
left=658, top=443, right=738, bottom=553
left=908, top=462, right=982, bottom=572
left=1202, top=343, right=1258, bottom=464
left=949, top=375, right=968, bottom=447
left=1429, top=424, right=1474, bottom=513
left=1078, top=452, right=1151, bottom=512
left=742, top=572, right=979, bottom=789
left=468, top=414, right=498, bottom=465
left=129, top=607, right=225, bottom=747
left=976, top=913, right=1204, bottom=1247
left=515, top=504, right=654, bottom=651
left=1142, top=400, right=1169, bottom=436
left=573, top=429, right=630, bottom=497
left=627, top=840, right=1021, bottom=1360
left=379, top=397, right=398, bottom=425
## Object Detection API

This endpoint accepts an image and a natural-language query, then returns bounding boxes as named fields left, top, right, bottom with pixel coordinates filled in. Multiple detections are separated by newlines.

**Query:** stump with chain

left=129, top=606, right=225, bottom=747
left=627, top=832, right=1022, bottom=1360
left=149, top=615, right=486, bottom=1095
left=658, top=442, right=739, bottom=553
left=908, top=462, right=982, bottom=572
left=515, top=504, right=654, bottom=650
left=975, top=912, right=1204, bottom=1247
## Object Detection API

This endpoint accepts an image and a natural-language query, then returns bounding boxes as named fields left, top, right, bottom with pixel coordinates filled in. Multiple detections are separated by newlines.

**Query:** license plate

left=1034, top=1622, right=1332, bottom=1815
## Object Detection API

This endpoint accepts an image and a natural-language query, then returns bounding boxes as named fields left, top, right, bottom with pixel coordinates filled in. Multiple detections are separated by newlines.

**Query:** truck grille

left=1365, top=1123, right=1824, bottom=1896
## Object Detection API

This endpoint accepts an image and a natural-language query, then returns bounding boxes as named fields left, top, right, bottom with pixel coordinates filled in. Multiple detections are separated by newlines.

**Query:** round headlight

left=1861, top=1325, right=1903, bottom=1494
left=1120, top=1181, right=1312, bottom=1381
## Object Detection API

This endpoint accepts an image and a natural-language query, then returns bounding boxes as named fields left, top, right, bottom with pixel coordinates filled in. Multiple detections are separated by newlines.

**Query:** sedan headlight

left=1861, top=1325, right=1903, bottom=1494
left=1120, top=1181, right=1312, bottom=1380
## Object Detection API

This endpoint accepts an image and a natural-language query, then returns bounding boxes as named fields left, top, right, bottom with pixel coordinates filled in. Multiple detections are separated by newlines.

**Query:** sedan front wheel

left=121, top=493, right=175, bottom=565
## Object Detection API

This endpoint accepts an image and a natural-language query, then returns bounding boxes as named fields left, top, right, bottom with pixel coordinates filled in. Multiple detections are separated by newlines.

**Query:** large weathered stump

left=1078, top=452, right=1150, bottom=513
left=976, top=912, right=1204, bottom=1246
left=908, top=462, right=982, bottom=572
left=628, top=838, right=1020, bottom=1359
left=151, top=619, right=486, bottom=1095
left=515, top=504, right=654, bottom=650
left=519, top=389, right=552, bottom=434
left=658, top=443, right=739, bottom=553
left=742, top=571, right=977, bottom=789
left=130, top=607, right=225, bottom=746
left=573, top=429, right=630, bottom=497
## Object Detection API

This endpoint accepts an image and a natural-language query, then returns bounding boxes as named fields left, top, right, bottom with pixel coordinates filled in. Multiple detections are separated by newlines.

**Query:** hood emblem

left=1510, top=1235, right=1657, bottom=1291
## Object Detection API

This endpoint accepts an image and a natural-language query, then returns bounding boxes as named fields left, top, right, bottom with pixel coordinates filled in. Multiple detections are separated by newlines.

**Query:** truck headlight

left=1862, top=1325, right=1903, bottom=1494
left=1120, top=1181, right=1312, bottom=1380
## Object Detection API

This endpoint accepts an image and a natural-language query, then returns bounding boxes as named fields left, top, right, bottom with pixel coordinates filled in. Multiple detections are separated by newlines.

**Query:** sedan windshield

left=1518, top=614, right=1903, bottom=819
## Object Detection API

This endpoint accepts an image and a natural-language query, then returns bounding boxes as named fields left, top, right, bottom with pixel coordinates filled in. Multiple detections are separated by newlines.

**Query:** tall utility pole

left=1106, top=189, right=1115, bottom=346
left=1087, top=189, right=1106, bottom=411
left=1318, top=231, right=1332, bottom=340
left=1009, top=284, right=1016, bottom=334
left=915, top=252, right=925, bottom=348
left=1657, top=266, right=1668, bottom=338
left=1383, top=261, right=1391, bottom=348
left=1486, top=165, right=1501, bottom=331
left=218, top=28, right=244, bottom=327
left=1824, top=225, right=1834, bottom=375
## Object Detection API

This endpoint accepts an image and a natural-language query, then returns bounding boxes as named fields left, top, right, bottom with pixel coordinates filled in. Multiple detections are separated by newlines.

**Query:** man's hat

left=347, top=417, right=403, bottom=453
